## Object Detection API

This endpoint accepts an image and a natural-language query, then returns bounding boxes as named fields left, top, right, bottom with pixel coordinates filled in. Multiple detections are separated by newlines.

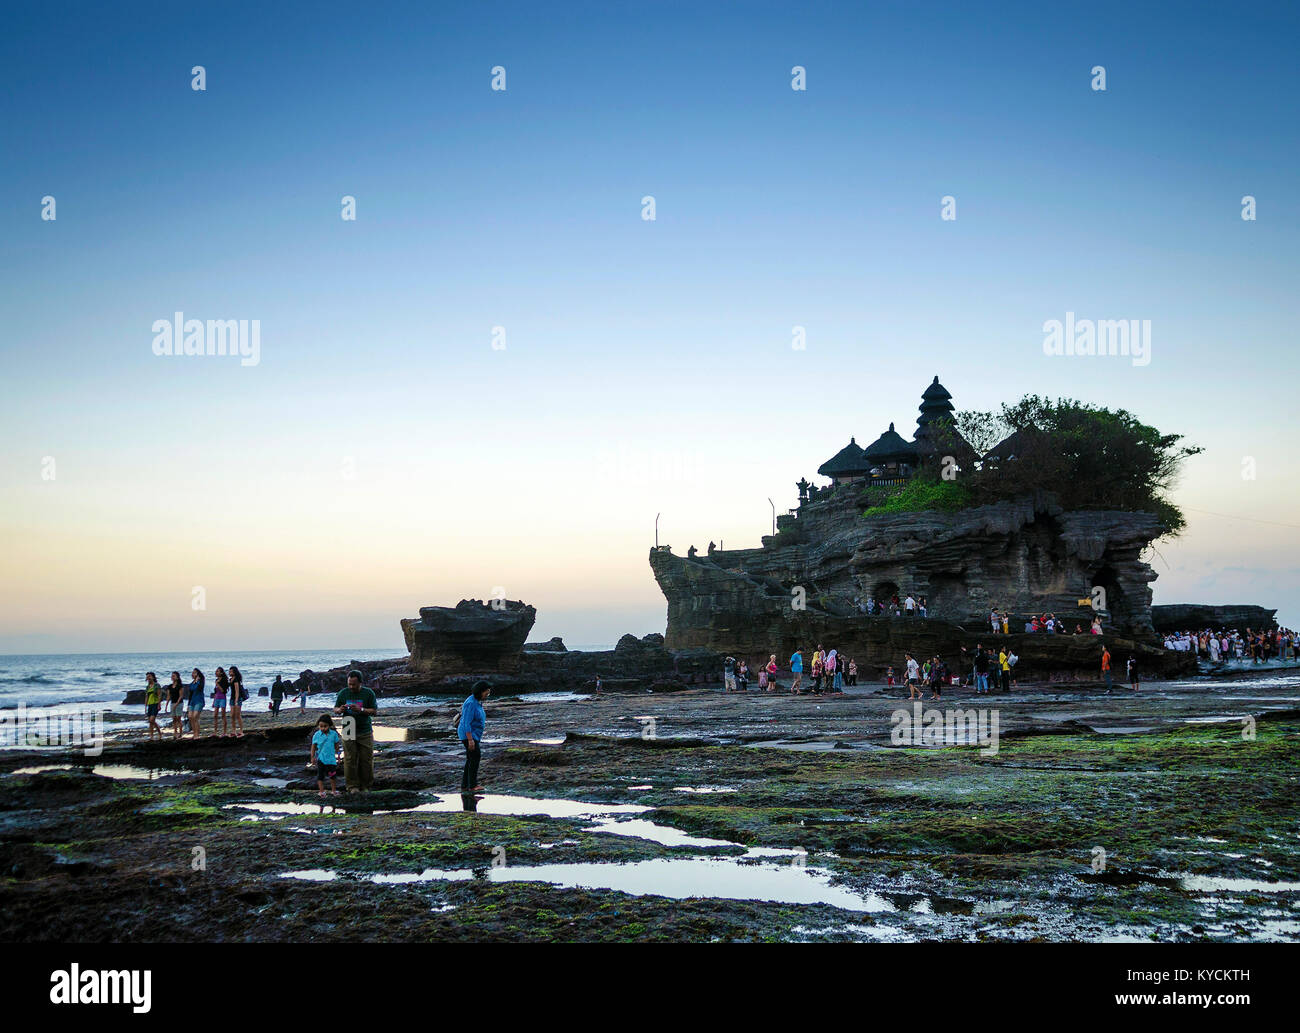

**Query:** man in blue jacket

left=458, top=681, right=491, bottom=793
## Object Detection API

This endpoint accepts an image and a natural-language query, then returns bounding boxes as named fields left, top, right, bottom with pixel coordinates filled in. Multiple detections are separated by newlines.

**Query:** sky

left=1, top=0, right=1298, bottom=654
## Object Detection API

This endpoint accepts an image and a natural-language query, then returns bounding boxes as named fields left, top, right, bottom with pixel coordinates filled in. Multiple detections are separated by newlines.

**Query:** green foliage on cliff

left=862, top=478, right=971, bottom=517
left=956, top=395, right=1202, bottom=536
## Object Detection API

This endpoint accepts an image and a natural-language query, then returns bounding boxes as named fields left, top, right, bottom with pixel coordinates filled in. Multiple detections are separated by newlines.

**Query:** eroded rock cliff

left=651, top=491, right=1171, bottom=667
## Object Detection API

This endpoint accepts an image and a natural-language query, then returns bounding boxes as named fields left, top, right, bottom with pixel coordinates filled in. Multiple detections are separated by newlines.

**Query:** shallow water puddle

left=225, top=801, right=340, bottom=819
left=13, top=763, right=198, bottom=780
left=375, top=793, right=649, bottom=819
left=373, top=792, right=731, bottom=849
left=282, top=857, right=895, bottom=912
left=1179, top=875, right=1300, bottom=894
left=671, top=786, right=737, bottom=794
left=590, top=818, right=736, bottom=849
left=282, top=869, right=338, bottom=881
left=370, top=725, right=455, bottom=743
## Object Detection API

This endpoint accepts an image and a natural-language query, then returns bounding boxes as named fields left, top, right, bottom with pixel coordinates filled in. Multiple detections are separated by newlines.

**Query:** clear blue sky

left=1, top=0, right=1297, bottom=653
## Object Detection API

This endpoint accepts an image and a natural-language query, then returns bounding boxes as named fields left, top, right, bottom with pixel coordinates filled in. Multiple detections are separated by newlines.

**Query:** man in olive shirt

left=333, top=670, right=378, bottom=792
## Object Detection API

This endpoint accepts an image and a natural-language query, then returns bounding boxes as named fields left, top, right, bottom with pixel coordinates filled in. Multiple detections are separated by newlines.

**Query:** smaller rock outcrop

left=1151, top=604, right=1279, bottom=633
left=401, top=599, right=537, bottom=674
left=523, top=637, right=568, bottom=653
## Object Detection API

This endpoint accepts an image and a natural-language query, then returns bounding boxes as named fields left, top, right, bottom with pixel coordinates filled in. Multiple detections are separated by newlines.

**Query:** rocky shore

left=4, top=668, right=1298, bottom=943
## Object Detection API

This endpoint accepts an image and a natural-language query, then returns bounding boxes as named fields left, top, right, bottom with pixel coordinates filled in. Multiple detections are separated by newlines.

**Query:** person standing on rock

left=270, top=675, right=285, bottom=716
left=168, top=672, right=186, bottom=739
left=1127, top=656, right=1140, bottom=693
left=723, top=656, right=738, bottom=693
left=1100, top=646, right=1112, bottom=690
left=766, top=654, right=780, bottom=691
left=334, top=670, right=378, bottom=793
left=143, top=672, right=163, bottom=740
left=905, top=653, right=921, bottom=699
left=974, top=646, right=991, bottom=694
left=187, top=669, right=206, bottom=738
left=228, top=665, right=246, bottom=738
left=998, top=648, right=1011, bottom=693
left=213, top=667, right=230, bottom=736
left=311, top=714, right=342, bottom=797
left=459, top=681, right=491, bottom=793
left=789, top=649, right=803, bottom=692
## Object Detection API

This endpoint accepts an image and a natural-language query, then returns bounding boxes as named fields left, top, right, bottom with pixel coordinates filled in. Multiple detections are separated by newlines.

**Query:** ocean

left=0, top=648, right=400, bottom=714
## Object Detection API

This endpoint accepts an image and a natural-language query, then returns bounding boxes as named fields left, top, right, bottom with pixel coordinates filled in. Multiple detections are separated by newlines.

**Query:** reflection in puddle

left=1180, top=875, right=1300, bottom=894
left=375, top=793, right=649, bottom=819
left=672, top=786, right=737, bottom=794
left=590, top=818, right=736, bottom=849
left=370, top=725, right=454, bottom=743
left=283, top=869, right=338, bottom=881
left=253, top=777, right=291, bottom=789
left=225, top=802, right=340, bottom=819
left=13, top=763, right=198, bottom=780
left=283, top=857, right=895, bottom=912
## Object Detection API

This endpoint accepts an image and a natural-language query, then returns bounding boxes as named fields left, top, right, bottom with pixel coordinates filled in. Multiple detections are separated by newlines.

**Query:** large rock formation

left=1151, top=604, right=1279, bottom=634
left=649, top=490, right=1189, bottom=678
left=654, top=492, right=1162, bottom=639
left=400, top=599, right=536, bottom=674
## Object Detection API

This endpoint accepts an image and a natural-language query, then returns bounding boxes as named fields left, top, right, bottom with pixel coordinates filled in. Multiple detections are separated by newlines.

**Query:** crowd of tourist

left=141, top=665, right=322, bottom=741
left=1160, top=626, right=1296, bottom=662
left=139, top=667, right=380, bottom=794
left=853, top=594, right=927, bottom=617
left=723, top=647, right=860, bottom=695
left=991, top=611, right=1104, bottom=635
